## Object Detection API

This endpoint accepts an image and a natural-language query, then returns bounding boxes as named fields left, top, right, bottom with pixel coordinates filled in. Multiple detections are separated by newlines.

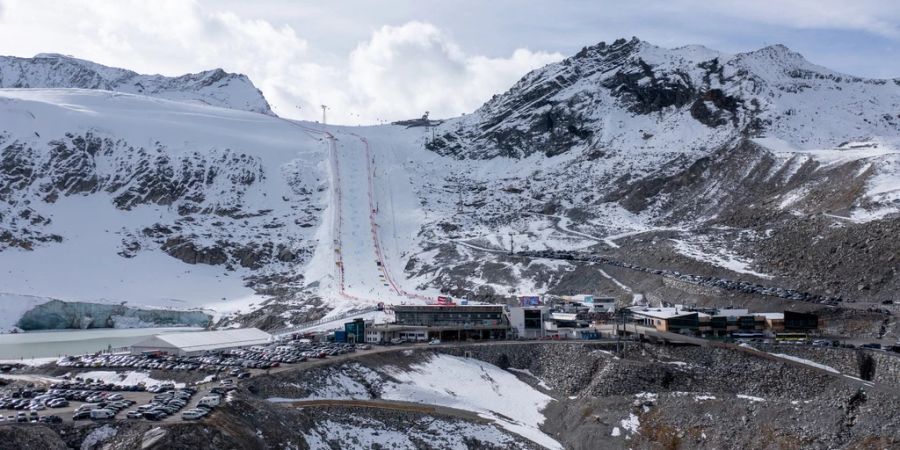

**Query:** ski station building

left=364, top=304, right=510, bottom=343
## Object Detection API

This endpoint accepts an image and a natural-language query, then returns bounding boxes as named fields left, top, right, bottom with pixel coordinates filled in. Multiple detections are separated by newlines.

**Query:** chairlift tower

left=453, top=176, right=464, bottom=214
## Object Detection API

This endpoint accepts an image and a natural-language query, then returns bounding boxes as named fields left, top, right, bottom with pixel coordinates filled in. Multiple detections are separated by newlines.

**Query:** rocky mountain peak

left=426, top=38, right=898, bottom=160
left=0, top=53, right=274, bottom=115
left=571, top=36, right=643, bottom=61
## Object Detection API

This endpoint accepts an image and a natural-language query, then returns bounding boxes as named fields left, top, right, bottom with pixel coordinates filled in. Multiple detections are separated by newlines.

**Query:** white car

left=428, top=339, right=441, bottom=345
left=198, top=395, right=221, bottom=408
left=181, top=410, right=204, bottom=420
left=90, top=409, right=115, bottom=420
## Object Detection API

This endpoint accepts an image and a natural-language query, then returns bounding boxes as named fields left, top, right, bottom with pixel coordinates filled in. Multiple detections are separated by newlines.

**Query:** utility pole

left=423, top=110, right=431, bottom=149
left=615, top=312, right=620, bottom=355
left=321, top=105, right=328, bottom=125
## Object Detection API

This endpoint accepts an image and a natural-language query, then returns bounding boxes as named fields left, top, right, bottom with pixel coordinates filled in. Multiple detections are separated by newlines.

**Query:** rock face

left=16, top=299, right=211, bottom=330
left=0, top=132, right=265, bottom=216
left=0, top=424, right=67, bottom=449
left=0, top=53, right=274, bottom=115
left=0, top=131, right=309, bottom=276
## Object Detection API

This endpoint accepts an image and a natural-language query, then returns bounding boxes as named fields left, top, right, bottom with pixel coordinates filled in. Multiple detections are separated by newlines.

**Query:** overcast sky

left=1, top=0, right=899, bottom=124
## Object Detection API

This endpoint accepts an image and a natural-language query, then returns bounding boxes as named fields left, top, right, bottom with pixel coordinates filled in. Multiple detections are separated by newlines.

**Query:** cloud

left=1, top=1, right=898, bottom=123
left=248, top=21, right=562, bottom=124
left=0, top=1, right=560, bottom=123
left=341, top=22, right=561, bottom=122
left=697, top=0, right=900, bottom=38
left=0, top=1, right=309, bottom=77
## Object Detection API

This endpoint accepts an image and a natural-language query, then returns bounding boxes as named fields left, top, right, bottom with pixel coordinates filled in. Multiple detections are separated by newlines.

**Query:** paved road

left=263, top=339, right=629, bottom=377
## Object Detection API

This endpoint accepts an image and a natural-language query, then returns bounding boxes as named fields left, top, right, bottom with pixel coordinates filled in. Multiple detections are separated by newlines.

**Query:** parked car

left=198, top=395, right=221, bottom=408
left=90, top=409, right=115, bottom=420
left=39, top=415, right=62, bottom=424
left=182, top=410, right=204, bottom=420
left=142, top=410, right=166, bottom=421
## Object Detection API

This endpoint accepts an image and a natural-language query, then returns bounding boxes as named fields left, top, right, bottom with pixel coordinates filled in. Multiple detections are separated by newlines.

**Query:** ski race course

left=296, top=123, right=435, bottom=326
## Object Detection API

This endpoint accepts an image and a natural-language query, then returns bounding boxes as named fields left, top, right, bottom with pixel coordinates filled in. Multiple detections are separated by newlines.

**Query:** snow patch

left=770, top=353, right=839, bottom=373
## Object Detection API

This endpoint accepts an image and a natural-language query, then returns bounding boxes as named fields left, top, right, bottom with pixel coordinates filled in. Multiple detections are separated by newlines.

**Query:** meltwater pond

left=0, top=327, right=204, bottom=360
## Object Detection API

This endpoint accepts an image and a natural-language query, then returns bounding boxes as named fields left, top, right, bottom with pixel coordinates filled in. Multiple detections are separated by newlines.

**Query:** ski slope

left=325, top=128, right=429, bottom=306
left=299, top=124, right=442, bottom=315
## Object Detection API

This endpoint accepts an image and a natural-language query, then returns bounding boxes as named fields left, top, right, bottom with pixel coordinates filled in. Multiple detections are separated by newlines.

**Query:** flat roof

left=368, top=324, right=509, bottom=332
left=629, top=307, right=707, bottom=320
left=757, top=313, right=785, bottom=320
left=715, top=309, right=750, bottom=317
left=394, top=305, right=504, bottom=312
left=550, top=312, right=578, bottom=321
left=132, top=328, right=271, bottom=352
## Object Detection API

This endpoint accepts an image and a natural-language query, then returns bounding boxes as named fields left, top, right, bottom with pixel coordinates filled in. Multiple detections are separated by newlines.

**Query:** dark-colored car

left=142, top=410, right=164, bottom=421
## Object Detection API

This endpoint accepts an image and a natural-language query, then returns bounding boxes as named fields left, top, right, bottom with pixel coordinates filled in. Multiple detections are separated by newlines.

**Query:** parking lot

left=0, top=340, right=366, bottom=425
left=55, top=340, right=365, bottom=373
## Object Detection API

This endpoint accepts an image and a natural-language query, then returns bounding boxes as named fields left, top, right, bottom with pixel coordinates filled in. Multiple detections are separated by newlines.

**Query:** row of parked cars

left=56, top=342, right=366, bottom=377
left=127, top=386, right=225, bottom=422
left=0, top=390, right=70, bottom=412
left=49, top=380, right=148, bottom=393
left=0, top=411, right=61, bottom=424
left=125, top=386, right=200, bottom=421
left=227, top=342, right=362, bottom=365
left=57, top=354, right=204, bottom=371
left=72, top=391, right=138, bottom=420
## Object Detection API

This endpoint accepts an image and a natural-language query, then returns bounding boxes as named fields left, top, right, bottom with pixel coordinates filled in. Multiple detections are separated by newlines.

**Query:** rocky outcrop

left=752, top=217, right=900, bottom=302
left=0, top=424, right=67, bottom=450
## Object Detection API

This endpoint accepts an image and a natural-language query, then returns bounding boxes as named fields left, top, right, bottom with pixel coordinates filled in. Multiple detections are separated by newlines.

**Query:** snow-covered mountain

left=432, top=37, right=900, bottom=159
left=1, top=39, right=899, bottom=334
left=0, top=89, right=326, bottom=331
left=0, top=53, right=273, bottom=115
left=406, top=37, right=900, bottom=306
